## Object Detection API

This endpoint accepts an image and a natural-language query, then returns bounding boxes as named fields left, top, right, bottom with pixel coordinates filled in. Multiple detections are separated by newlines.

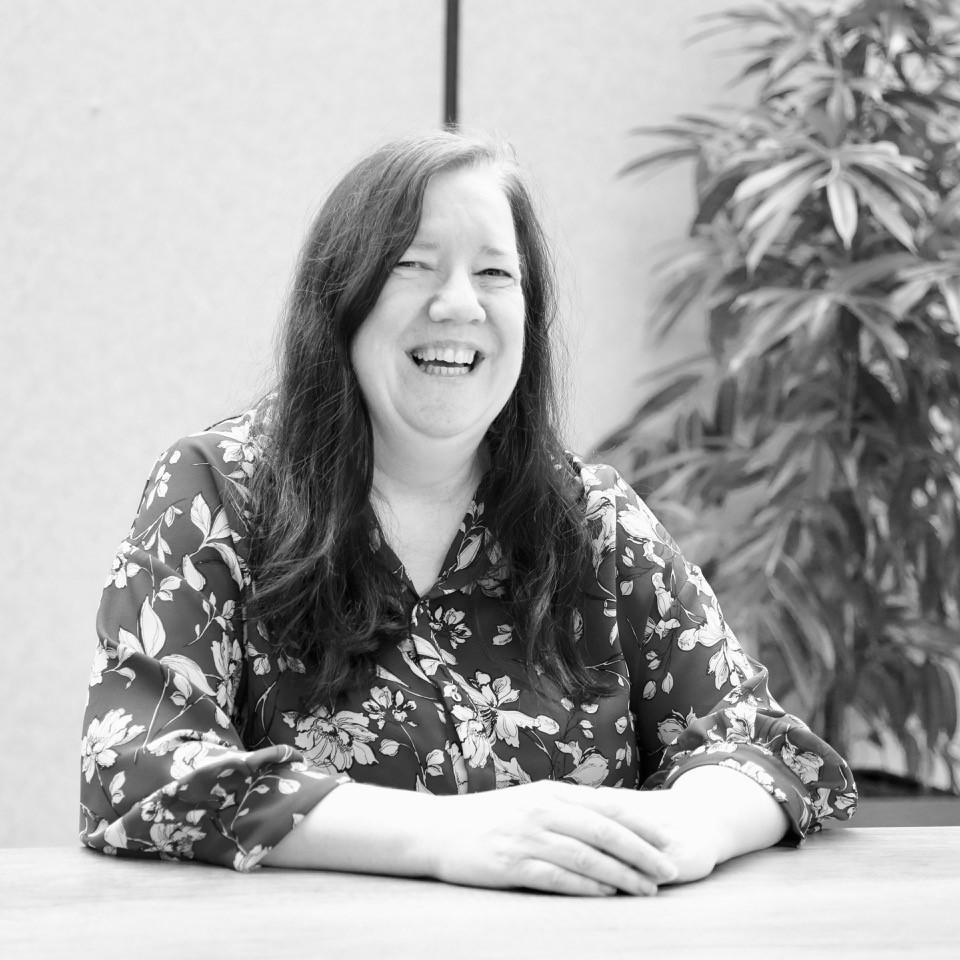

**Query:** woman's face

left=350, top=164, right=526, bottom=456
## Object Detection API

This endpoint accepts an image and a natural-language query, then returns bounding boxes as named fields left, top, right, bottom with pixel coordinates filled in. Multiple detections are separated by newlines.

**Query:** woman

left=81, top=131, right=857, bottom=895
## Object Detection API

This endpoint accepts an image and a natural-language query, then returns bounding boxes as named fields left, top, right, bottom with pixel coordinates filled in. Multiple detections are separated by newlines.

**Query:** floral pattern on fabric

left=81, top=404, right=858, bottom=870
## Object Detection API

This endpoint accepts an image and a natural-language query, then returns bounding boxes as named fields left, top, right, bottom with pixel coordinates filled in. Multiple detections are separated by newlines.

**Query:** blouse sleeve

left=606, top=469, right=858, bottom=841
left=80, top=430, right=344, bottom=871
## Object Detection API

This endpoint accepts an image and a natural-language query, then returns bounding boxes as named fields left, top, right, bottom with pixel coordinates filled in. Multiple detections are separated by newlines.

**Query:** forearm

left=667, top=763, right=790, bottom=863
left=262, top=782, right=438, bottom=876
left=262, top=768, right=789, bottom=883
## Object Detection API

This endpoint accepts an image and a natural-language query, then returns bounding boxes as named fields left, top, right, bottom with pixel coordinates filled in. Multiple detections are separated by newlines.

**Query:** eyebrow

left=407, top=239, right=516, bottom=258
left=480, top=244, right=514, bottom=258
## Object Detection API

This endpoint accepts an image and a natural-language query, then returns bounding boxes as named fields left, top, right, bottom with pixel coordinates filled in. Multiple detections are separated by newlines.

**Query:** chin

left=407, top=414, right=495, bottom=443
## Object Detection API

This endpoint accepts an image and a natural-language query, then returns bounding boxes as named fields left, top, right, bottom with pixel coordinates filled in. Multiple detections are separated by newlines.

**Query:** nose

left=427, top=268, right=486, bottom=324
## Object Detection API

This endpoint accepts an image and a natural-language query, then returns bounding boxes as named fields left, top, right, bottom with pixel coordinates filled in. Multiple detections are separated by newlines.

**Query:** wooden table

left=2, top=827, right=958, bottom=959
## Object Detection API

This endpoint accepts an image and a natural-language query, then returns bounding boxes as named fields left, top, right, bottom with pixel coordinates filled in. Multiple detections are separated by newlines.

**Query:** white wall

left=1, top=0, right=737, bottom=846
left=462, top=0, right=734, bottom=452
left=0, top=0, right=442, bottom=847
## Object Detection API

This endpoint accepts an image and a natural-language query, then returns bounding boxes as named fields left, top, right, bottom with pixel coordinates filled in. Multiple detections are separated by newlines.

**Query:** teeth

left=411, top=346, right=478, bottom=365
left=425, top=364, right=470, bottom=377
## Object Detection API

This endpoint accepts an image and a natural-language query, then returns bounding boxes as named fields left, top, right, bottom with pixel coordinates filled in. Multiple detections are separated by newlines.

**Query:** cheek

left=348, top=327, right=382, bottom=406
left=350, top=309, right=391, bottom=368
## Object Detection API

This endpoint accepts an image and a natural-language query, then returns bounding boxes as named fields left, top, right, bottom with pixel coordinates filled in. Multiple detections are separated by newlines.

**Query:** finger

left=545, top=804, right=678, bottom=883
left=536, top=833, right=659, bottom=896
left=568, top=784, right=675, bottom=850
left=514, top=858, right=620, bottom=897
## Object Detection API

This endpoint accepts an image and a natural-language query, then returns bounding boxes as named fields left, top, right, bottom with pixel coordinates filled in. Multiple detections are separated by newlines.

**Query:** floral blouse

left=80, top=404, right=858, bottom=871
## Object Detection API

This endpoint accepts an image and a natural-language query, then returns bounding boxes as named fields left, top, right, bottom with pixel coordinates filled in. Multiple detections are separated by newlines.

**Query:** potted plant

left=598, top=0, right=960, bottom=791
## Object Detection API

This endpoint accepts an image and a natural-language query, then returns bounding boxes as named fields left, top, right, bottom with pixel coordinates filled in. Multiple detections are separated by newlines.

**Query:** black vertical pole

left=444, top=0, right=460, bottom=128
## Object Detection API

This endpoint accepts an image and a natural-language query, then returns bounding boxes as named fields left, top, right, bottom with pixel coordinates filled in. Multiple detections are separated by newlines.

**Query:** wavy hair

left=249, top=130, right=613, bottom=708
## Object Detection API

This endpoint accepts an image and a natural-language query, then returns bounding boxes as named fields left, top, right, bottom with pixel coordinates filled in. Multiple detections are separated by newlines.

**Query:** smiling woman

left=351, top=165, right=525, bottom=452
left=80, top=130, right=857, bottom=895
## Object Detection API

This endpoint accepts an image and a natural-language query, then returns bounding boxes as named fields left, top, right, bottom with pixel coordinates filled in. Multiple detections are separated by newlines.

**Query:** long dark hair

left=249, top=131, right=613, bottom=708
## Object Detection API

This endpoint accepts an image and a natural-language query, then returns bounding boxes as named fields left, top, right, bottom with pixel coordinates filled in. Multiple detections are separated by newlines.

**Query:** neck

left=370, top=432, right=486, bottom=507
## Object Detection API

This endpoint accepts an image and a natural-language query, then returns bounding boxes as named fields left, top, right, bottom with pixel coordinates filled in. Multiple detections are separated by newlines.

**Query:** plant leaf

left=826, top=175, right=858, bottom=249
left=619, top=147, right=700, bottom=180
left=733, top=155, right=821, bottom=204
left=744, top=171, right=820, bottom=271
left=846, top=173, right=917, bottom=250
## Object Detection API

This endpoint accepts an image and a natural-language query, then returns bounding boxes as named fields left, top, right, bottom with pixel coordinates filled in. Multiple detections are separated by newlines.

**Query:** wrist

left=657, top=777, right=727, bottom=863
left=667, top=763, right=789, bottom=862
left=423, top=792, right=473, bottom=883
left=368, top=784, right=444, bottom=879
left=265, top=781, right=443, bottom=877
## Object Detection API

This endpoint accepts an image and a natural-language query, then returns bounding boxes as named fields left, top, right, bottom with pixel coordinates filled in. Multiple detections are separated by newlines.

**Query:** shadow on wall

left=835, top=798, right=960, bottom=829
left=836, top=770, right=960, bottom=827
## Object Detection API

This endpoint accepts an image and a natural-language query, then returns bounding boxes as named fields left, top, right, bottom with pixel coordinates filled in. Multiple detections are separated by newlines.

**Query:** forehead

left=414, top=165, right=517, bottom=248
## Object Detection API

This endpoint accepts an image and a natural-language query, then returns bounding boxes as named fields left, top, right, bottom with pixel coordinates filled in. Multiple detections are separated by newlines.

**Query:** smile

left=409, top=345, right=482, bottom=377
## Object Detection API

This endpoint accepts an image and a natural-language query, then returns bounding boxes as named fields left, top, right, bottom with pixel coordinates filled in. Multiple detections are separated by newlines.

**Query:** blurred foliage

left=600, top=0, right=960, bottom=789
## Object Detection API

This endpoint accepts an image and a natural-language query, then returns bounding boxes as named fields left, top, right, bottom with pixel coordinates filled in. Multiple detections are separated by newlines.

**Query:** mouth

left=408, top=345, right=483, bottom=377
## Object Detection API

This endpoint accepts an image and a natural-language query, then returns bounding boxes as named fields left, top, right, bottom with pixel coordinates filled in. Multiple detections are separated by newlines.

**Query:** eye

left=478, top=267, right=514, bottom=279
left=394, top=259, right=423, bottom=270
